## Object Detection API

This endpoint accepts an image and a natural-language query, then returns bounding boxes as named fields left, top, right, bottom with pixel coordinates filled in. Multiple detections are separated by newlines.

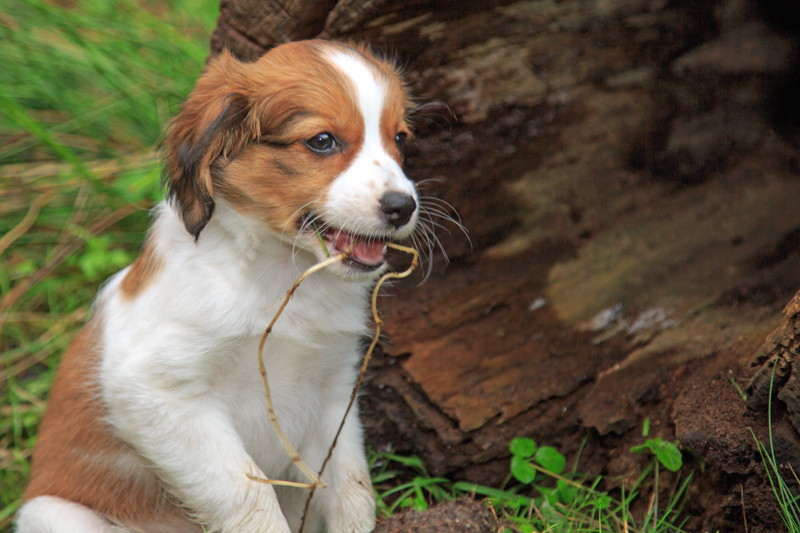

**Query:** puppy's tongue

left=329, top=231, right=385, bottom=266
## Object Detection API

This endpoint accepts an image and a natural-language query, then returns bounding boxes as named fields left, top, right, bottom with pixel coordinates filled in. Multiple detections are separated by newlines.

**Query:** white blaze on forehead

left=326, top=51, right=386, bottom=146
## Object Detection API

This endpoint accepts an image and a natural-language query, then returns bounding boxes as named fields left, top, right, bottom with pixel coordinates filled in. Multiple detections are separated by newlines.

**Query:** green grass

left=751, top=365, right=800, bottom=532
left=370, top=439, right=693, bottom=533
left=0, top=0, right=218, bottom=527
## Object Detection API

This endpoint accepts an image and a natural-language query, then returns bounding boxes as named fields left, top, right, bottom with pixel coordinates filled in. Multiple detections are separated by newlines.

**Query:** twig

left=728, top=369, right=748, bottom=402
left=250, top=253, right=349, bottom=490
left=298, top=243, right=419, bottom=532
left=1, top=311, right=86, bottom=323
left=741, top=484, right=748, bottom=533
left=526, top=462, right=587, bottom=490
left=0, top=308, right=86, bottom=383
left=653, top=460, right=659, bottom=529
left=245, top=475, right=322, bottom=490
left=0, top=192, right=54, bottom=258
left=488, top=501, right=498, bottom=521
left=248, top=242, right=419, bottom=514
left=645, top=492, right=656, bottom=528
left=56, top=179, right=90, bottom=247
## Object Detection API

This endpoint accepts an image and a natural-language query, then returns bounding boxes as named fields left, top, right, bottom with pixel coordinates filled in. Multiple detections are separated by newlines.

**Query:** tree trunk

left=211, top=1, right=800, bottom=531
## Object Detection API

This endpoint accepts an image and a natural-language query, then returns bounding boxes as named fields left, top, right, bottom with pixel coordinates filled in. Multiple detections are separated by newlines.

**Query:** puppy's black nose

left=380, top=192, right=417, bottom=229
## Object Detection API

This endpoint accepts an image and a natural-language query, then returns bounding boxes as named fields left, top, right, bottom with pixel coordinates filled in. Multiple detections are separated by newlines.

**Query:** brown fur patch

left=25, top=320, right=198, bottom=531
left=119, top=232, right=163, bottom=301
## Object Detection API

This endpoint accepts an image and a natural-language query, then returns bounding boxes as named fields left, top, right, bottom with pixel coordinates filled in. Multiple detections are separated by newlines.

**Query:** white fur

left=16, top=497, right=126, bottom=533
left=16, top=48, right=419, bottom=533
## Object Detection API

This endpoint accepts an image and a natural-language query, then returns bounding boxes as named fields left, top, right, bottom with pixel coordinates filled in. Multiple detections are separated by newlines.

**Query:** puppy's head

left=164, top=40, right=418, bottom=279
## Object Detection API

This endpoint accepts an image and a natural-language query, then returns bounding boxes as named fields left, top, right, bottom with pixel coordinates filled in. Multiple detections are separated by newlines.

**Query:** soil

left=210, top=0, right=800, bottom=531
left=373, top=499, right=497, bottom=533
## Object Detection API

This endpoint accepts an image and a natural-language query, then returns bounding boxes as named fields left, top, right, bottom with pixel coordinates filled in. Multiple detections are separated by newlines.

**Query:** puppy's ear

left=163, top=51, right=254, bottom=239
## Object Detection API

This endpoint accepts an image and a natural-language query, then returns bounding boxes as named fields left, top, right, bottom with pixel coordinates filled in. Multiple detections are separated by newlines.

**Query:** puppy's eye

left=395, top=132, right=408, bottom=151
left=305, top=132, right=337, bottom=153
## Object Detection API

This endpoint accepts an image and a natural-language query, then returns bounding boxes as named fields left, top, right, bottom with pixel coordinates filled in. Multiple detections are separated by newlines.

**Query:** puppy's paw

left=329, top=470, right=376, bottom=533
left=206, top=474, right=293, bottom=533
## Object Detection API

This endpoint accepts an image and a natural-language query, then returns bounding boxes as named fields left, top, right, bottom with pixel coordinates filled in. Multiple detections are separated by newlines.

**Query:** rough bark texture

left=211, top=1, right=800, bottom=531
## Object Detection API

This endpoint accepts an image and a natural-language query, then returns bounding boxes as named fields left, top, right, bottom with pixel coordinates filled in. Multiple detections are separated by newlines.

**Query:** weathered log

left=748, top=292, right=800, bottom=417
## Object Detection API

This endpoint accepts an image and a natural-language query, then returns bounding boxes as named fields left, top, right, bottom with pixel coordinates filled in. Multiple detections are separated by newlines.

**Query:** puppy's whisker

left=419, top=206, right=464, bottom=228
left=419, top=202, right=470, bottom=249
left=414, top=177, right=445, bottom=188
left=419, top=209, right=454, bottom=236
left=420, top=196, right=463, bottom=220
left=283, top=201, right=316, bottom=236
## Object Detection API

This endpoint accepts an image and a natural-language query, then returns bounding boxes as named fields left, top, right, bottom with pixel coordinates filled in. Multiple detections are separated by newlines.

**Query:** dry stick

left=0, top=192, right=54, bottom=259
left=0, top=308, right=87, bottom=383
left=298, top=242, right=419, bottom=533
left=740, top=484, right=748, bottom=533
left=250, top=243, right=419, bottom=498
left=248, top=253, right=350, bottom=490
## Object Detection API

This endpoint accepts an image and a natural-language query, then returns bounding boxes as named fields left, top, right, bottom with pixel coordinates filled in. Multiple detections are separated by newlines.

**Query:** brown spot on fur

left=119, top=233, right=163, bottom=301
left=25, top=321, right=198, bottom=531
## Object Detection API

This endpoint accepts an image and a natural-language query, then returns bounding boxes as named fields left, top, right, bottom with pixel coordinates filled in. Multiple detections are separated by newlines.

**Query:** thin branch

left=0, top=192, right=54, bottom=258
left=251, top=253, right=351, bottom=490
left=298, top=243, right=419, bottom=533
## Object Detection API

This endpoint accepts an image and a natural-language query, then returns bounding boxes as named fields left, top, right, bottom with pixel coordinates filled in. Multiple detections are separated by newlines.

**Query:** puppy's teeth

left=382, top=245, right=388, bottom=254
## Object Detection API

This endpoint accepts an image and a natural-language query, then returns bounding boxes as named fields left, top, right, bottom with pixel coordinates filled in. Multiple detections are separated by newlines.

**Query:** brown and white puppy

left=17, top=40, right=420, bottom=533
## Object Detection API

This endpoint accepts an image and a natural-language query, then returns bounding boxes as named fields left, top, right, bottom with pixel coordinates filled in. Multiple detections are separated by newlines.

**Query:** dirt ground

left=210, top=0, right=800, bottom=530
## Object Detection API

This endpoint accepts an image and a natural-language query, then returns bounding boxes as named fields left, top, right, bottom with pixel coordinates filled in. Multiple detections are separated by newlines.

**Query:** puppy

left=17, top=40, right=419, bottom=533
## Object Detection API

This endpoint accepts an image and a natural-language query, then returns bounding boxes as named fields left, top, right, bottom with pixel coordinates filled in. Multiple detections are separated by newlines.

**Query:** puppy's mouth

left=300, top=215, right=387, bottom=271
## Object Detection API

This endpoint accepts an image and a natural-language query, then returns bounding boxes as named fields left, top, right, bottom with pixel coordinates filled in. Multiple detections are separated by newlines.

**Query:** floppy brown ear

left=163, top=51, right=254, bottom=239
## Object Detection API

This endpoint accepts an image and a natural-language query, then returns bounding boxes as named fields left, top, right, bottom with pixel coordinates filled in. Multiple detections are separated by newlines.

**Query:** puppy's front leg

left=306, top=401, right=376, bottom=533
left=104, top=379, right=291, bottom=533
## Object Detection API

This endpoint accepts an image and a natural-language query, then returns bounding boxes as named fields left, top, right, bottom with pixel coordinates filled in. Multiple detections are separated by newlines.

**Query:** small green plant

left=630, top=437, right=683, bottom=473
left=630, top=418, right=683, bottom=473
left=73, top=237, right=133, bottom=281
left=627, top=420, right=691, bottom=532
left=504, top=437, right=616, bottom=531
left=510, top=437, right=567, bottom=482
left=370, top=450, right=461, bottom=515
